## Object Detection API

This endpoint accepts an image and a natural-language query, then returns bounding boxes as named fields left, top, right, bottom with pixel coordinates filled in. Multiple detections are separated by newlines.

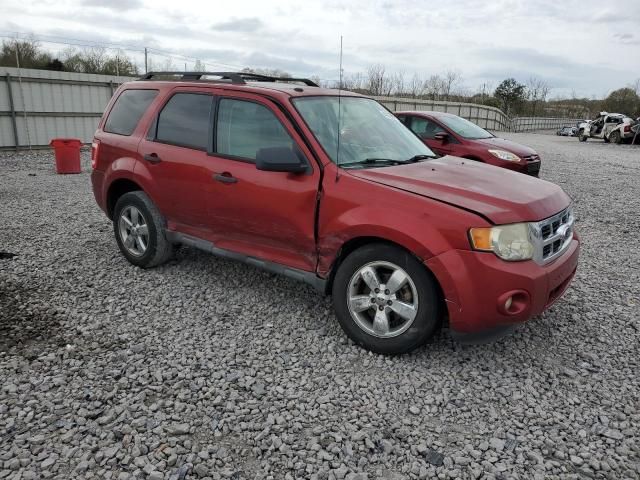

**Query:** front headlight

left=469, top=223, right=534, bottom=261
left=488, top=149, right=520, bottom=162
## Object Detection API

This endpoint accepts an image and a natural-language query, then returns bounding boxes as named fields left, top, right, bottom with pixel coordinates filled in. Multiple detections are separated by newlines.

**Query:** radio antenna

left=335, top=35, right=343, bottom=181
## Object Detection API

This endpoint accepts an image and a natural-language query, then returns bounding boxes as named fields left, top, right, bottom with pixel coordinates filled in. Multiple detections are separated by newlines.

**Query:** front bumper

left=499, top=160, right=541, bottom=177
left=426, top=237, right=579, bottom=336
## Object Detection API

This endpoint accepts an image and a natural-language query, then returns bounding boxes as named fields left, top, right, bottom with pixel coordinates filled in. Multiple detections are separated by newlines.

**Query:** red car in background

left=396, top=111, right=541, bottom=176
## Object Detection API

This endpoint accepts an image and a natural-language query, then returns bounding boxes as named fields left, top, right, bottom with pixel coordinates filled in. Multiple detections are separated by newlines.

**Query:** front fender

left=316, top=181, right=488, bottom=277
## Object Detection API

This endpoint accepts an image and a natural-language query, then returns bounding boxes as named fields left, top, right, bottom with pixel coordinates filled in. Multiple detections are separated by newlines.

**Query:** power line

left=0, top=32, right=243, bottom=72
left=0, top=30, right=337, bottom=82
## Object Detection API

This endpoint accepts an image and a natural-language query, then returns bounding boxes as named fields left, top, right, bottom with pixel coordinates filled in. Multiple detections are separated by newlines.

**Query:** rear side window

left=156, top=93, right=213, bottom=150
left=216, top=98, right=294, bottom=160
left=104, top=89, right=158, bottom=136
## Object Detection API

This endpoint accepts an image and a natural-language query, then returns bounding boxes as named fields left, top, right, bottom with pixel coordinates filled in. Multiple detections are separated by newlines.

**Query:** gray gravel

left=1, top=134, right=639, bottom=480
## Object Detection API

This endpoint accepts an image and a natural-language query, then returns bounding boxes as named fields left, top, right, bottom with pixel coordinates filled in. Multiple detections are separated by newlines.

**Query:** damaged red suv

left=91, top=72, right=579, bottom=354
left=397, top=111, right=542, bottom=176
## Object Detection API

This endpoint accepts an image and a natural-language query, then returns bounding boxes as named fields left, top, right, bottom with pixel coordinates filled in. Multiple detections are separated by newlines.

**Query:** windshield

left=292, top=96, right=435, bottom=167
left=438, top=115, right=493, bottom=140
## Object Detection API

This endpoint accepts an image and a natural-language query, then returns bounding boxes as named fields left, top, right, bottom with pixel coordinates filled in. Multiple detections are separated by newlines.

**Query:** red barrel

left=50, top=138, right=82, bottom=174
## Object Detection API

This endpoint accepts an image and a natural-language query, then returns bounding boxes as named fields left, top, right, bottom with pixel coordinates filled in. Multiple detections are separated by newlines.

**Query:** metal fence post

left=5, top=73, right=20, bottom=150
left=109, top=80, right=114, bottom=97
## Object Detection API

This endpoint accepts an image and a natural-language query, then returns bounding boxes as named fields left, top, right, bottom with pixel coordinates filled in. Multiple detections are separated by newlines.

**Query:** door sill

left=165, top=231, right=327, bottom=293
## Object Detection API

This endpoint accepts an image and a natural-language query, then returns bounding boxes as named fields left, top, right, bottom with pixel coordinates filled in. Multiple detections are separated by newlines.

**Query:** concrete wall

left=373, top=96, right=511, bottom=131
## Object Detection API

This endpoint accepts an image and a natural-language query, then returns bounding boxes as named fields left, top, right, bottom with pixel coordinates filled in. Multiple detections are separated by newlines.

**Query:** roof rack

left=138, top=71, right=319, bottom=87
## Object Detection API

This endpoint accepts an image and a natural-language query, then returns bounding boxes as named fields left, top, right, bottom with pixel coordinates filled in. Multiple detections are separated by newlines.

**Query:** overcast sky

left=2, top=0, right=639, bottom=98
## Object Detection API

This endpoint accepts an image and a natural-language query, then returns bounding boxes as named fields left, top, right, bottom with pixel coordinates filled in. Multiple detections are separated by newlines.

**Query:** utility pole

left=144, top=47, right=148, bottom=73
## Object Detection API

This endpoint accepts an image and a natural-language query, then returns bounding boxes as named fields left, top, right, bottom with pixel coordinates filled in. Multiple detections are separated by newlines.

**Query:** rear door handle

left=143, top=153, right=161, bottom=164
left=214, top=173, right=237, bottom=184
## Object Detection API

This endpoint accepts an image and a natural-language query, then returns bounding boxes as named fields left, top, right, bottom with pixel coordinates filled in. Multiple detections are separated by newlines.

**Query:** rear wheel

left=610, top=131, right=622, bottom=144
left=332, top=243, right=441, bottom=355
left=113, top=191, right=174, bottom=268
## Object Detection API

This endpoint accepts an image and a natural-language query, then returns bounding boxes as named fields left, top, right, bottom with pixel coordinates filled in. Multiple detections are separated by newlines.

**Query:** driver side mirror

left=434, top=132, right=449, bottom=144
left=256, top=147, right=308, bottom=174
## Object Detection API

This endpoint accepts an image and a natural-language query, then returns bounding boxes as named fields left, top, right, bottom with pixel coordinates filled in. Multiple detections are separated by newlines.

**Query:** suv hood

left=473, top=137, right=537, bottom=156
left=347, top=156, right=570, bottom=224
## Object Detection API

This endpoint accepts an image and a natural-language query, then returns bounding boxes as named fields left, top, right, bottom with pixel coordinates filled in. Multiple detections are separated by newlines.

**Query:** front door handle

left=214, top=172, right=237, bottom=184
left=143, top=153, right=162, bottom=164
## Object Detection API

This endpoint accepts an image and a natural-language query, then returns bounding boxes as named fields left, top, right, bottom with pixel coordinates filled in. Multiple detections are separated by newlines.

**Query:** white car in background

left=578, top=112, right=635, bottom=144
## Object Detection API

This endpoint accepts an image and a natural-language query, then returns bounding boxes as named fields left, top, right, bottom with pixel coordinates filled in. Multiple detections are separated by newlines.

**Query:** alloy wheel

left=118, top=206, right=149, bottom=257
left=347, top=261, right=419, bottom=338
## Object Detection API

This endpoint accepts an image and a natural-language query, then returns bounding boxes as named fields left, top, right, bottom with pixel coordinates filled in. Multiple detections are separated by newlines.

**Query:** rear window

left=104, top=89, right=158, bottom=136
left=156, top=93, right=213, bottom=150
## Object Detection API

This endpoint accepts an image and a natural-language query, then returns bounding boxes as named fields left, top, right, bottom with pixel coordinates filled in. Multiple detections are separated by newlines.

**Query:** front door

left=204, top=94, right=320, bottom=272
left=407, top=115, right=453, bottom=156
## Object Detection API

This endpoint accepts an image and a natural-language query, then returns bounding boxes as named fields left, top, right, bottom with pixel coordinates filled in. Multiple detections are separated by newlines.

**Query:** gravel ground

left=1, top=134, right=638, bottom=480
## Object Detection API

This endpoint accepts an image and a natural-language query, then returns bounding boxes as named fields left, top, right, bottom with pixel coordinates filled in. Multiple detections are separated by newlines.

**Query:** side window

left=104, top=89, right=158, bottom=136
left=156, top=93, right=213, bottom=150
left=216, top=98, right=294, bottom=161
left=409, top=117, right=446, bottom=139
left=396, top=115, right=407, bottom=125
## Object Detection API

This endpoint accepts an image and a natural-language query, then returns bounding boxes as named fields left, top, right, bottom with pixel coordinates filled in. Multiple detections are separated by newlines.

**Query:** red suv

left=396, top=111, right=542, bottom=176
left=91, top=72, right=579, bottom=354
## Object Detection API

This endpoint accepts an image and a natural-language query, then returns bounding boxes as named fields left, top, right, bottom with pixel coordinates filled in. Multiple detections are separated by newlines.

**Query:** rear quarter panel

left=93, top=83, right=171, bottom=215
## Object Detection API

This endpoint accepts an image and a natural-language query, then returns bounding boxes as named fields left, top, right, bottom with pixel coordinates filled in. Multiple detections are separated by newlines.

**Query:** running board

left=166, top=231, right=327, bottom=293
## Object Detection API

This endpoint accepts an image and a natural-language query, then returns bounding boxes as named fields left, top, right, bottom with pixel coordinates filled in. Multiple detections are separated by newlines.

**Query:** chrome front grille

left=529, top=206, right=574, bottom=265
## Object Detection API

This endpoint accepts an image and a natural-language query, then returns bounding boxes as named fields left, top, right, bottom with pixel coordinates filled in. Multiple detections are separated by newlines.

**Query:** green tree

left=0, top=38, right=54, bottom=69
left=603, top=88, right=640, bottom=117
left=494, top=78, right=527, bottom=115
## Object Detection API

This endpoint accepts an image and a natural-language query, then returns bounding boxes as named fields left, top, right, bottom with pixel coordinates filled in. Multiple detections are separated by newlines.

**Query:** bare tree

left=442, top=70, right=462, bottom=101
left=424, top=74, right=445, bottom=100
left=527, top=76, right=550, bottom=116
left=391, top=70, right=406, bottom=96
left=366, top=63, right=387, bottom=96
left=341, top=72, right=365, bottom=91
left=407, top=73, right=424, bottom=98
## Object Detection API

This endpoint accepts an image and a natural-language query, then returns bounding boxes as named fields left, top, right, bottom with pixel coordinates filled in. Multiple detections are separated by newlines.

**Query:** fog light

left=505, top=296, right=513, bottom=310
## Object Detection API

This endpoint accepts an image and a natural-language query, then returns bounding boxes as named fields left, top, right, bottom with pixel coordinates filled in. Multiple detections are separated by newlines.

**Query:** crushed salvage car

left=578, top=112, right=636, bottom=144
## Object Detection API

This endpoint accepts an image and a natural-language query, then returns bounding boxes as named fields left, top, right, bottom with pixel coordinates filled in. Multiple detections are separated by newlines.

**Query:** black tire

left=113, top=191, right=174, bottom=268
left=578, top=130, right=587, bottom=142
left=610, top=131, right=621, bottom=144
left=332, top=243, right=441, bottom=355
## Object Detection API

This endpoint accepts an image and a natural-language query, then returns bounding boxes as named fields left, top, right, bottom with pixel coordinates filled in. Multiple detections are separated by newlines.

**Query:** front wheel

left=578, top=130, right=587, bottom=142
left=332, top=243, right=441, bottom=355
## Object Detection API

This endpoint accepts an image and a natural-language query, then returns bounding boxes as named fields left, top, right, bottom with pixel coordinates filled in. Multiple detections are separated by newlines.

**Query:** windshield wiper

left=402, top=154, right=434, bottom=163
left=339, top=158, right=404, bottom=168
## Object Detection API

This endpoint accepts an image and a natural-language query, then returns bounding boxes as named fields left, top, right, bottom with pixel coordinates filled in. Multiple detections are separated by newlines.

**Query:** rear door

left=137, top=90, right=214, bottom=230
left=205, top=93, right=320, bottom=272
